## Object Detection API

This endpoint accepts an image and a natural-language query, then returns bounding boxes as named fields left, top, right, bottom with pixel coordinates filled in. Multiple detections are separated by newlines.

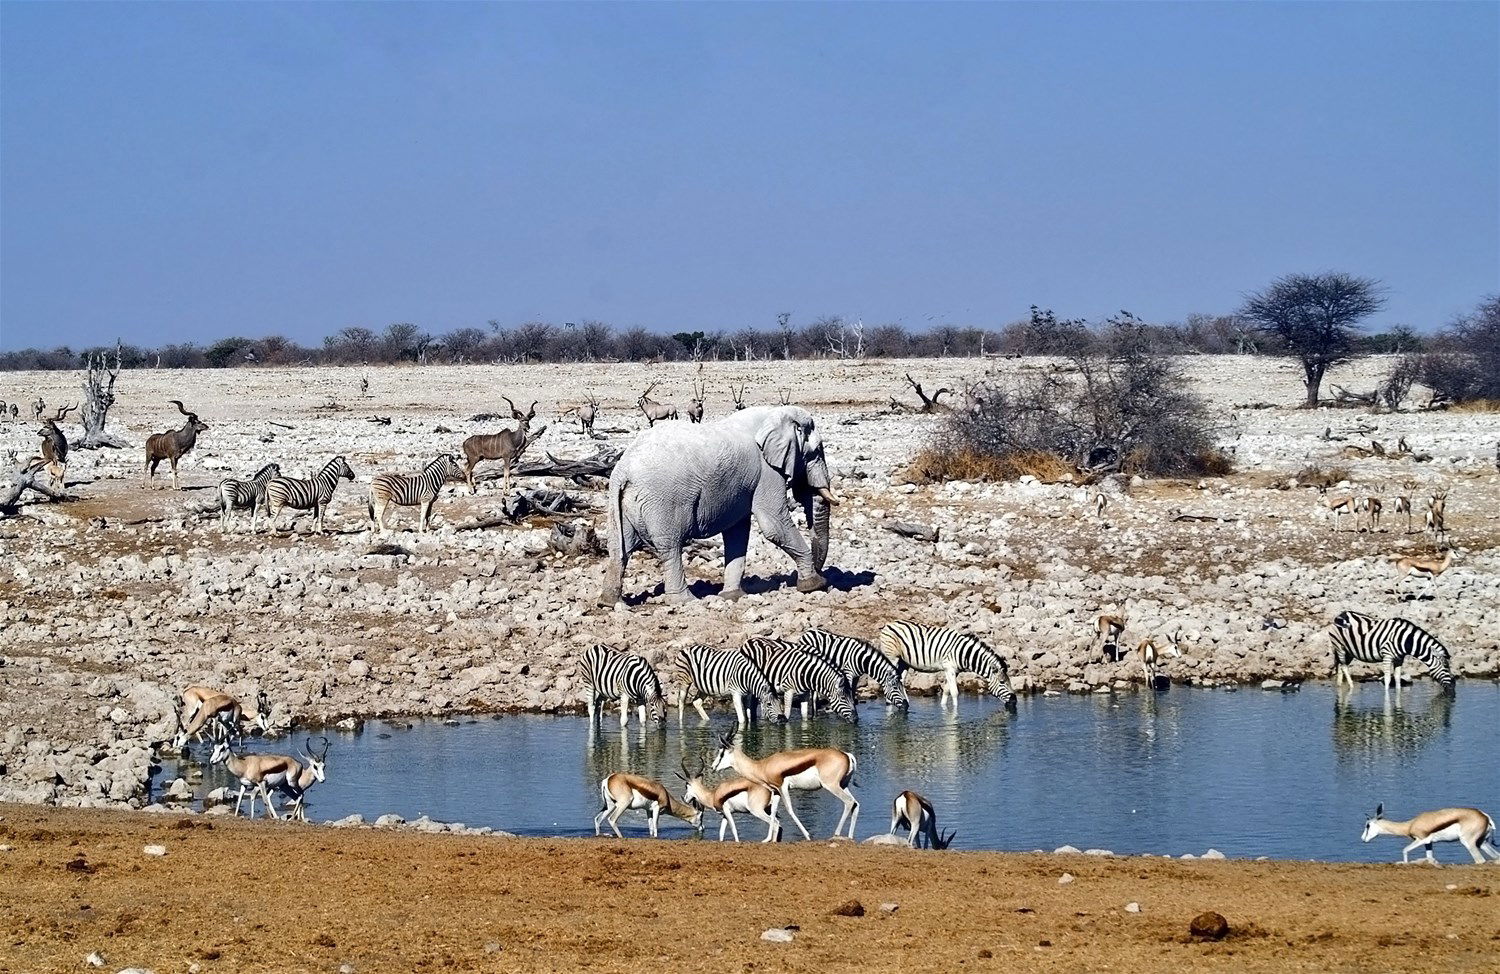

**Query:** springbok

left=593, top=772, right=702, bottom=838
left=889, top=790, right=955, bottom=849
left=711, top=734, right=858, bottom=841
left=1091, top=490, right=1108, bottom=518
left=679, top=759, right=781, bottom=843
left=1392, top=483, right=1415, bottom=534
left=1388, top=549, right=1452, bottom=597
left=1135, top=632, right=1181, bottom=685
left=174, top=688, right=270, bottom=751
left=1094, top=613, right=1126, bottom=661
left=1361, top=803, right=1498, bottom=864
left=1355, top=495, right=1383, bottom=533
left=209, top=741, right=301, bottom=820
left=1424, top=489, right=1448, bottom=545
left=279, top=737, right=330, bottom=822
left=1324, top=494, right=1354, bottom=530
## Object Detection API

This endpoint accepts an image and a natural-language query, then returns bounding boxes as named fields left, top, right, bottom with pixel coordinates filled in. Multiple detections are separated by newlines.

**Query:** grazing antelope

left=1329, top=610, right=1454, bottom=694
left=890, top=790, right=955, bottom=849
left=1387, top=549, right=1453, bottom=598
left=712, top=734, right=859, bottom=841
left=173, top=688, right=270, bottom=751
left=1355, top=496, right=1383, bottom=533
left=36, top=404, right=76, bottom=484
left=730, top=384, right=747, bottom=410
left=144, top=400, right=209, bottom=489
left=1424, top=489, right=1448, bottom=545
left=878, top=621, right=1016, bottom=709
left=209, top=741, right=301, bottom=820
left=1361, top=803, right=1498, bottom=865
left=686, top=379, right=705, bottom=423
left=265, top=456, right=356, bottom=533
left=561, top=394, right=599, bottom=435
left=461, top=397, right=536, bottom=494
left=279, top=737, right=330, bottom=822
left=216, top=462, right=282, bottom=532
left=1135, top=633, right=1181, bottom=685
left=680, top=759, right=781, bottom=843
left=593, top=772, right=702, bottom=838
left=367, top=453, right=465, bottom=534
left=637, top=381, right=678, bottom=426
left=1324, top=494, right=1354, bottom=530
left=1094, top=614, right=1126, bottom=661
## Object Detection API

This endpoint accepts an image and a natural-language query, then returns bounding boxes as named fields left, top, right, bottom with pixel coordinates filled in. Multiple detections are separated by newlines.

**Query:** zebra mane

left=251, top=462, right=281, bottom=480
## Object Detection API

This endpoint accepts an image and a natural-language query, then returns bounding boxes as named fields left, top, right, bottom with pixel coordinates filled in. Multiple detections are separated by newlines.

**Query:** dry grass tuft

left=1449, top=398, right=1500, bottom=413
left=906, top=447, right=1078, bottom=484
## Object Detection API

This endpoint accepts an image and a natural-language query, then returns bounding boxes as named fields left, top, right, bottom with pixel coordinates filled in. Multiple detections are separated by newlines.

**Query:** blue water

left=170, top=682, right=1500, bottom=862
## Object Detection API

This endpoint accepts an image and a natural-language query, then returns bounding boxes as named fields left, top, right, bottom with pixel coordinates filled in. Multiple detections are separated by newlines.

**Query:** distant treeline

left=0, top=312, right=1429, bottom=371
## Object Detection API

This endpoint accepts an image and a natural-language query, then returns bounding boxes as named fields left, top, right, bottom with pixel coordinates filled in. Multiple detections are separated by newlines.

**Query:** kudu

left=637, top=381, right=678, bottom=426
left=461, top=396, right=537, bottom=494
left=145, top=400, right=209, bottom=489
left=37, top=404, right=76, bottom=484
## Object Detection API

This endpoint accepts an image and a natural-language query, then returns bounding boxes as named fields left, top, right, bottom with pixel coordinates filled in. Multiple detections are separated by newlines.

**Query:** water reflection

left=1332, top=684, right=1455, bottom=760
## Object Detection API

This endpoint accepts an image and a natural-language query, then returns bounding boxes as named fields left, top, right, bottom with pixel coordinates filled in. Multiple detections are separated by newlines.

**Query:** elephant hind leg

left=658, top=545, right=693, bottom=603
left=720, top=517, right=752, bottom=598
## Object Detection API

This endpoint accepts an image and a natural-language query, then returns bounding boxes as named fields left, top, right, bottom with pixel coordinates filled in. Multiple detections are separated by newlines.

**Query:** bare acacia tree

left=1240, top=273, right=1384, bottom=406
left=77, top=342, right=129, bottom=448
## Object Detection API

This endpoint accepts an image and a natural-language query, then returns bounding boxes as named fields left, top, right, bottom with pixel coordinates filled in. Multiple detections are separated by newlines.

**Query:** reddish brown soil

left=1, top=805, right=1495, bottom=973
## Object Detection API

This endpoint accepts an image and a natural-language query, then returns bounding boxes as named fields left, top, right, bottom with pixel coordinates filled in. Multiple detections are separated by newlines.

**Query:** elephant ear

left=756, top=412, right=803, bottom=481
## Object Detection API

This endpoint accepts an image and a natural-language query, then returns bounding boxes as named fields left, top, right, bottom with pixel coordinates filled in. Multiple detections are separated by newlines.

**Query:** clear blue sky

left=1, top=1, right=1495, bottom=351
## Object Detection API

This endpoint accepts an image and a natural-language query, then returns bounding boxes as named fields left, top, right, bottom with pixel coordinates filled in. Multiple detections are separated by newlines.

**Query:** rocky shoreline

left=3, top=357, right=1497, bottom=811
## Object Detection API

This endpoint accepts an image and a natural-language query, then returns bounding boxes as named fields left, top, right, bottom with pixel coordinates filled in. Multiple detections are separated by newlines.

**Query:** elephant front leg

left=720, top=517, right=752, bottom=599
left=754, top=502, right=826, bottom=594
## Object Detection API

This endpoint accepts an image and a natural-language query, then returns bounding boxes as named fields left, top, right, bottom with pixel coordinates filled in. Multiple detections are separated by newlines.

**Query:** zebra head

left=882, top=675, right=911, bottom=710
left=644, top=692, right=668, bottom=725
left=827, top=679, right=858, bottom=723
left=332, top=456, right=356, bottom=481
left=433, top=453, right=465, bottom=483
left=1361, top=803, right=1385, bottom=842
left=986, top=657, right=1017, bottom=709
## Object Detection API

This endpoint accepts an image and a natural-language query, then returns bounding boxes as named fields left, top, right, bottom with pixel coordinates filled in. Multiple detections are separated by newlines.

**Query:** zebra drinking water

left=672, top=645, right=784, bottom=726
left=368, top=453, right=465, bottom=534
left=878, top=621, right=1016, bottom=709
left=738, top=637, right=857, bottom=722
left=1330, top=610, right=1455, bottom=693
left=581, top=644, right=667, bottom=726
left=265, top=456, right=356, bottom=534
left=216, top=462, right=282, bottom=532
left=798, top=628, right=910, bottom=708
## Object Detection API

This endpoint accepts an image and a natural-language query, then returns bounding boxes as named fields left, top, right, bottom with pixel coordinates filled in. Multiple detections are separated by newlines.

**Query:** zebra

left=672, top=645, right=785, bottom=726
left=1330, top=610, right=1455, bottom=694
left=738, top=637, right=857, bottom=722
left=581, top=644, right=667, bottom=726
left=264, top=456, right=356, bottom=534
left=798, top=628, right=910, bottom=709
left=878, top=621, right=1016, bottom=709
left=216, top=462, right=282, bottom=533
left=368, top=453, right=465, bottom=534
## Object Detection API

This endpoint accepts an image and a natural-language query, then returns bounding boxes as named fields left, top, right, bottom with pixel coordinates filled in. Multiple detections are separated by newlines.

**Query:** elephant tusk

left=816, top=487, right=840, bottom=506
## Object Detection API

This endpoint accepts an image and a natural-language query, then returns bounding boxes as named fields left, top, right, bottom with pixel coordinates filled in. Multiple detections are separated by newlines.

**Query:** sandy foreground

left=1, top=804, right=1497, bottom=974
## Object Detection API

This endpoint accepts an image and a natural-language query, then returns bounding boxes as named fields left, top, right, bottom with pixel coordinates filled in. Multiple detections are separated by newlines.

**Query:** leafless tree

left=77, top=342, right=129, bottom=449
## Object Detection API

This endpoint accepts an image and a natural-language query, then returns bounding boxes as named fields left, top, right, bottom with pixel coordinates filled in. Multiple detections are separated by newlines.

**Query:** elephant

left=599, top=405, right=839, bottom=605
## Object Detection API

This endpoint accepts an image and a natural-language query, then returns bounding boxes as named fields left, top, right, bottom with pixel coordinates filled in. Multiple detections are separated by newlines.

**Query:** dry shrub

left=907, top=447, right=1076, bottom=484
left=1449, top=398, right=1500, bottom=413
left=1294, top=463, right=1351, bottom=490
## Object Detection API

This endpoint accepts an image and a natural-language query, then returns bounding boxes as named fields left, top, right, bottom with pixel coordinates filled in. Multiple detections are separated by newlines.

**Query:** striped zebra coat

left=878, top=621, right=1016, bottom=709
left=798, top=628, right=910, bottom=708
left=581, top=644, right=667, bottom=726
left=368, top=454, right=465, bottom=534
left=217, top=462, right=281, bottom=532
left=673, top=645, right=785, bottom=726
left=739, top=637, right=857, bottom=722
left=265, top=456, right=356, bottom=534
left=1330, top=610, right=1455, bottom=693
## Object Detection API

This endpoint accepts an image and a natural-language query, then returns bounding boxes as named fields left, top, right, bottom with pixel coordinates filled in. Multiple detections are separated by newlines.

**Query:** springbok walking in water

left=889, top=790, right=955, bottom=849
left=711, top=733, right=858, bottom=841
left=679, top=759, right=781, bottom=843
left=1361, top=804, right=1498, bottom=864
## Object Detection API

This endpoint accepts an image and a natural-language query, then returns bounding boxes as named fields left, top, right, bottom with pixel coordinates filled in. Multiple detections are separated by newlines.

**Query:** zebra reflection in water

left=1332, top=687, right=1454, bottom=761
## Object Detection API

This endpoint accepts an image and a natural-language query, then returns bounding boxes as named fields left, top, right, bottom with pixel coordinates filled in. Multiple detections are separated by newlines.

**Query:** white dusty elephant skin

left=600, top=406, right=838, bottom=606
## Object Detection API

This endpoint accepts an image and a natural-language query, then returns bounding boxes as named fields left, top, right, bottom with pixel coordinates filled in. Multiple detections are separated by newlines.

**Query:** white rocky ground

left=1, top=355, right=1497, bottom=808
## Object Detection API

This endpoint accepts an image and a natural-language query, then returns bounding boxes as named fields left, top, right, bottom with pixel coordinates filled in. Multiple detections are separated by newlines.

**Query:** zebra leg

left=730, top=690, right=745, bottom=725
left=618, top=692, right=630, bottom=728
left=676, top=687, right=686, bottom=726
left=419, top=499, right=434, bottom=533
left=780, top=785, right=812, bottom=840
left=699, top=694, right=715, bottom=723
left=945, top=668, right=959, bottom=707
left=586, top=690, right=598, bottom=724
left=783, top=689, right=795, bottom=720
